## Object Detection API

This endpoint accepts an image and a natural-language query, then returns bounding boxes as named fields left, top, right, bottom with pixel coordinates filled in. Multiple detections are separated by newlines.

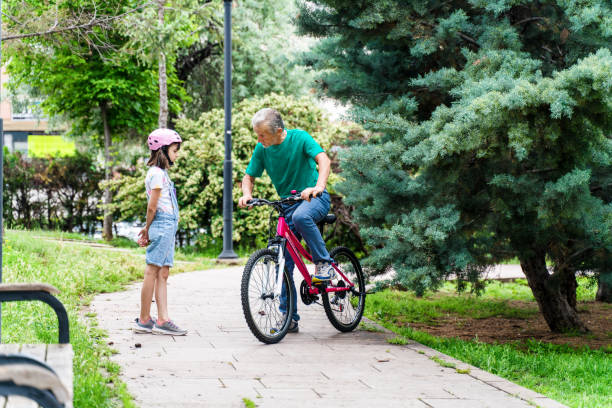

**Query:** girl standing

left=134, top=128, right=187, bottom=336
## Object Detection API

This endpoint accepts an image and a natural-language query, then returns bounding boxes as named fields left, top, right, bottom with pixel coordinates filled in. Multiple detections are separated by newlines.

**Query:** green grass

left=497, top=257, right=554, bottom=267
left=439, top=278, right=597, bottom=303
left=387, top=335, right=409, bottom=345
left=28, top=228, right=102, bottom=242
left=108, top=236, right=140, bottom=248
left=26, top=228, right=140, bottom=249
left=24, top=228, right=232, bottom=264
left=31, top=228, right=257, bottom=259
left=359, top=321, right=384, bottom=333
left=1, top=229, right=217, bottom=407
left=367, top=281, right=611, bottom=408
left=430, top=355, right=456, bottom=368
left=368, top=287, right=538, bottom=326
left=242, top=397, right=257, bottom=408
left=187, top=239, right=261, bottom=259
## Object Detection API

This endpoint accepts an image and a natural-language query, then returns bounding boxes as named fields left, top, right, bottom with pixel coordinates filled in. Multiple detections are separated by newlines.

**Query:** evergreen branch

left=421, top=21, right=479, bottom=49
left=456, top=32, right=479, bottom=48
left=513, top=17, right=548, bottom=26
left=525, top=167, right=557, bottom=173
left=555, top=246, right=594, bottom=273
left=590, top=182, right=612, bottom=192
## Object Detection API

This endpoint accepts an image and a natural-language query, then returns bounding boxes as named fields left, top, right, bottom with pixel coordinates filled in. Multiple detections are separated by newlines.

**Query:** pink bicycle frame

left=276, top=215, right=354, bottom=295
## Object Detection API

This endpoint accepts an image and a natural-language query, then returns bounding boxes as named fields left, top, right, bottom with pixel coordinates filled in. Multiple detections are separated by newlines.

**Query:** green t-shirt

left=246, top=128, right=324, bottom=198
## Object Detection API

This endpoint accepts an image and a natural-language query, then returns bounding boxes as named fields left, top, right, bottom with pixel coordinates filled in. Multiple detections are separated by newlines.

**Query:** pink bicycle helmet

left=147, top=128, right=182, bottom=151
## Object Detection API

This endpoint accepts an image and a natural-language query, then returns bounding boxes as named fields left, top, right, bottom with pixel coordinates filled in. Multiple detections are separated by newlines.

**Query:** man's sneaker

left=133, top=317, right=156, bottom=334
left=270, top=315, right=299, bottom=334
left=313, top=262, right=336, bottom=282
left=288, top=319, right=299, bottom=333
left=152, top=320, right=188, bottom=336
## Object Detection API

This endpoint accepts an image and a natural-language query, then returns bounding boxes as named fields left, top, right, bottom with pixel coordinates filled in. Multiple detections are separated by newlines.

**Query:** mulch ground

left=407, top=301, right=612, bottom=350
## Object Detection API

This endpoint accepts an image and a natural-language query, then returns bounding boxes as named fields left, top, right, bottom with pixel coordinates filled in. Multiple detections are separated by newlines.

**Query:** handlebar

left=246, top=190, right=321, bottom=208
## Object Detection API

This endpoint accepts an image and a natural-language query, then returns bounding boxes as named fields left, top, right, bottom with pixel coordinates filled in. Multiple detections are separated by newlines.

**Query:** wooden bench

left=0, top=284, right=73, bottom=408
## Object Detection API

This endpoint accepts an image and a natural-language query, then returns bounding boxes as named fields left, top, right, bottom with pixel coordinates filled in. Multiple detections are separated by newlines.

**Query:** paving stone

left=421, top=398, right=532, bottom=408
left=486, top=380, right=552, bottom=401
left=530, top=397, right=573, bottom=408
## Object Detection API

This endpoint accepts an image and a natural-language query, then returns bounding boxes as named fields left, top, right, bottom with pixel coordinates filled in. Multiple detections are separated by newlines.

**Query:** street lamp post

left=218, top=0, right=237, bottom=259
left=1, top=0, right=5, bottom=342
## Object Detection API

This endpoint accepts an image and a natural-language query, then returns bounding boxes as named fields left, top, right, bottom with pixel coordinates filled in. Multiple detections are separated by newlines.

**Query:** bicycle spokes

left=322, top=247, right=366, bottom=332
left=247, top=256, right=286, bottom=337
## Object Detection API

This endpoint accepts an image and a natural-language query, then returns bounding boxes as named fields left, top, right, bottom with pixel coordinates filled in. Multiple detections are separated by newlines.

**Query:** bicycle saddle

left=320, top=214, right=336, bottom=225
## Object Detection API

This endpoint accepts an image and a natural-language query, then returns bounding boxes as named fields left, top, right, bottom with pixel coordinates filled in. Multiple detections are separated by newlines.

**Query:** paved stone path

left=92, top=267, right=566, bottom=408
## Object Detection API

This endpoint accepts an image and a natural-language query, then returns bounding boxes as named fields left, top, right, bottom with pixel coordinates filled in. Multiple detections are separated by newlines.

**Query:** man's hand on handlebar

left=238, top=195, right=253, bottom=209
left=301, top=187, right=324, bottom=202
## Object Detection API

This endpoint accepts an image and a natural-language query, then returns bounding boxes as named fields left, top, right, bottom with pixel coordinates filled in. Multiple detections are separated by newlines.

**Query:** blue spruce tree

left=297, top=0, right=612, bottom=332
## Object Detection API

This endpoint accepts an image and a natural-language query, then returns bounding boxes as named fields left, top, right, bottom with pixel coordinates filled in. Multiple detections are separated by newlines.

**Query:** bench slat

left=0, top=345, right=19, bottom=354
left=15, top=346, right=46, bottom=364
left=0, top=284, right=59, bottom=295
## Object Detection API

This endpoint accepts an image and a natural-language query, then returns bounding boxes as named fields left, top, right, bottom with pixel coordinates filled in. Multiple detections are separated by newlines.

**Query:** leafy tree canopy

left=179, top=0, right=314, bottom=116
left=4, top=0, right=186, bottom=144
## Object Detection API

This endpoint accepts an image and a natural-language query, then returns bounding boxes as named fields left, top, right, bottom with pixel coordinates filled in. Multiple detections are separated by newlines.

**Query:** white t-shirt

left=145, top=166, right=174, bottom=213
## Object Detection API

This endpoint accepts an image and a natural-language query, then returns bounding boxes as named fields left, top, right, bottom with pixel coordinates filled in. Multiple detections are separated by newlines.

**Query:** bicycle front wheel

left=241, top=248, right=295, bottom=344
left=322, top=247, right=366, bottom=332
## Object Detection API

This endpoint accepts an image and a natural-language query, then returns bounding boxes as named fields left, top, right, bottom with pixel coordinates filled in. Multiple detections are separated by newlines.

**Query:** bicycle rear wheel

left=322, top=247, right=366, bottom=332
left=241, top=248, right=295, bottom=344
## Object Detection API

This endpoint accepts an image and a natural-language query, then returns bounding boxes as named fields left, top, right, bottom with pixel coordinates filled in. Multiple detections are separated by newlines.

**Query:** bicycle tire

left=322, top=247, right=366, bottom=332
left=241, top=248, right=295, bottom=344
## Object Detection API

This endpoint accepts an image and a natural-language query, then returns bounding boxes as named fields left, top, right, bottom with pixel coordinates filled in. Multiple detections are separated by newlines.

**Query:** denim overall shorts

left=145, top=178, right=179, bottom=267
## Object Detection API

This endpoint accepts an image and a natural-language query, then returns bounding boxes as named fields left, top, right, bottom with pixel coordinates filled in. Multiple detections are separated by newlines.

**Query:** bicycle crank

left=300, top=280, right=319, bottom=305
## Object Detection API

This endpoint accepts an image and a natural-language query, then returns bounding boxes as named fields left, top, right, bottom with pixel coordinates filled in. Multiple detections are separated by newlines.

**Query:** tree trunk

left=596, top=273, right=612, bottom=303
left=559, top=267, right=578, bottom=311
left=157, top=0, right=168, bottom=129
left=100, top=102, right=113, bottom=241
left=46, top=191, right=51, bottom=228
left=519, top=251, right=588, bottom=333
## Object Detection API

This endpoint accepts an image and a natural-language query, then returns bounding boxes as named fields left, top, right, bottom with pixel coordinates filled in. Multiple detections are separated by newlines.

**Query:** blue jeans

left=279, top=190, right=332, bottom=321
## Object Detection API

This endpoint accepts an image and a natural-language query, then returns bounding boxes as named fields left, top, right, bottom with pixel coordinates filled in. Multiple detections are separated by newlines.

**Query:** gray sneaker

left=152, top=320, right=188, bottom=336
left=313, top=262, right=336, bottom=282
left=270, top=314, right=299, bottom=334
left=133, top=317, right=156, bottom=334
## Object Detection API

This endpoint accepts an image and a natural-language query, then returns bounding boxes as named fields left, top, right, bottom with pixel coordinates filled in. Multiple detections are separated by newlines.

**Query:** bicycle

left=240, top=191, right=366, bottom=344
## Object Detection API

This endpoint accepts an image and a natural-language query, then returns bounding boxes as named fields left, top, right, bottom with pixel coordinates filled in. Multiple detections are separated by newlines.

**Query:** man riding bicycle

left=238, top=108, right=334, bottom=333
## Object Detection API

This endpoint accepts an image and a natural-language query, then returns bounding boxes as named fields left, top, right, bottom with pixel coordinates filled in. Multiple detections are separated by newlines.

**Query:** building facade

left=1, top=69, right=74, bottom=157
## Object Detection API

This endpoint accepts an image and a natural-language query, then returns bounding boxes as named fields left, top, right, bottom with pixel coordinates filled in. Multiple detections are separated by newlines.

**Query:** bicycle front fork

left=268, top=237, right=287, bottom=299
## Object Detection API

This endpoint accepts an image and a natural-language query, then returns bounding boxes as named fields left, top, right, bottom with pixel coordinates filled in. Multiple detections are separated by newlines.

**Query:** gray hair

left=251, top=108, right=285, bottom=133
